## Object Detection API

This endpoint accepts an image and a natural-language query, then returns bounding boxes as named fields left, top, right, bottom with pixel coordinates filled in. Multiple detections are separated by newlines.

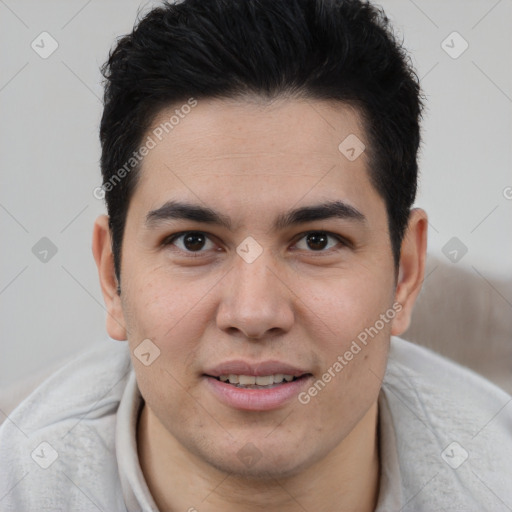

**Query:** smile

left=204, top=373, right=313, bottom=410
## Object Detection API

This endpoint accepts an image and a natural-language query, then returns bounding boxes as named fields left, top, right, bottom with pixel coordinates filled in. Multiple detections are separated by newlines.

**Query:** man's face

left=119, top=97, right=398, bottom=477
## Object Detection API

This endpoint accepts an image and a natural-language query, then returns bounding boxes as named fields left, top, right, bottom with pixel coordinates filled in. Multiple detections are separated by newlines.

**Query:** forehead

left=145, top=96, right=366, bottom=169
left=130, top=97, right=383, bottom=225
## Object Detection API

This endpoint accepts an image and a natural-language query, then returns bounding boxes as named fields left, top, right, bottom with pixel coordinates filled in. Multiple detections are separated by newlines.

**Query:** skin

left=93, top=97, right=427, bottom=512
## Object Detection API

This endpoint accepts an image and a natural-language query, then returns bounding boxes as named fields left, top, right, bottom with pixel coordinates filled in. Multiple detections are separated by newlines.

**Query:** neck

left=137, top=401, right=381, bottom=512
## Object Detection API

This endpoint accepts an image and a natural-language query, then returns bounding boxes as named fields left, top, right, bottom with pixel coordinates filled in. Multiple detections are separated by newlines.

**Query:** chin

left=207, top=453, right=310, bottom=481
left=190, top=434, right=324, bottom=481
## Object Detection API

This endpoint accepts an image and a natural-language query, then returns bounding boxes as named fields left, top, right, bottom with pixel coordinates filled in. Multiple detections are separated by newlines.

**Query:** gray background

left=1, top=0, right=511, bottom=387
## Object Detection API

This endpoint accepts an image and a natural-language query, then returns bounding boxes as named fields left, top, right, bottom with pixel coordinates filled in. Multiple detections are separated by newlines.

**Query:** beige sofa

left=404, top=254, right=512, bottom=394
left=1, top=254, right=511, bottom=426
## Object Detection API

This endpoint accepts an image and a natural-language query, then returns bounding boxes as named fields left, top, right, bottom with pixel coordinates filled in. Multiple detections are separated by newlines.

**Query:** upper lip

left=204, top=360, right=310, bottom=377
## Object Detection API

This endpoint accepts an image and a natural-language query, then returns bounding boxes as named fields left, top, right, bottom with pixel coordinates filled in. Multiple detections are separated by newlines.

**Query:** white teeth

left=238, top=375, right=256, bottom=385
left=255, top=375, right=273, bottom=386
left=217, top=374, right=297, bottom=385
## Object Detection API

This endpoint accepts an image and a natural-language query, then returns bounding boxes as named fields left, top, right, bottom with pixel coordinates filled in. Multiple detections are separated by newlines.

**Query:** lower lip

left=204, top=375, right=311, bottom=411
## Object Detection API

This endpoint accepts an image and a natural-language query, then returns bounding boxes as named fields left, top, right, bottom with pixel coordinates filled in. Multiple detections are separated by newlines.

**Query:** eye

left=162, top=230, right=349, bottom=258
left=163, top=231, right=216, bottom=254
left=293, top=231, right=347, bottom=252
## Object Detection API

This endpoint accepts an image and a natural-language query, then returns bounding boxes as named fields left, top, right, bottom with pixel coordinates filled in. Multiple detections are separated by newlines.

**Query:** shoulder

left=382, top=337, right=512, bottom=511
left=386, top=336, right=512, bottom=418
left=0, top=340, right=132, bottom=511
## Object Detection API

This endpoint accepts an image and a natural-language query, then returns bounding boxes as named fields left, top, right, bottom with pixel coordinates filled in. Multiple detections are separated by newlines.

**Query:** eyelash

left=161, top=230, right=350, bottom=257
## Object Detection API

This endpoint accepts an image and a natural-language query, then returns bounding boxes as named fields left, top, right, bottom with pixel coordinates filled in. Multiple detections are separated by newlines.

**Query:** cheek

left=123, top=271, right=211, bottom=426
left=297, top=301, right=390, bottom=437
left=297, top=267, right=395, bottom=346
left=122, top=265, right=215, bottom=343
left=294, top=266, right=393, bottom=411
left=121, top=269, right=216, bottom=411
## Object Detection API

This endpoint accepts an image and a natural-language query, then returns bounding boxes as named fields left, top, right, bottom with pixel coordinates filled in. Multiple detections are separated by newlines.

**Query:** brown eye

left=183, top=232, right=206, bottom=251
left=294, top=231, right=345, bottom=252
left=306, top=232, right=328, bottom=250
left=163, top=231, right=216, bottom=254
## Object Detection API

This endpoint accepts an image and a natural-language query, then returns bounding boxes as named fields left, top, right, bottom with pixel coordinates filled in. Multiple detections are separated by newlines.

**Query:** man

left=1, top=1, right=511, bottom=511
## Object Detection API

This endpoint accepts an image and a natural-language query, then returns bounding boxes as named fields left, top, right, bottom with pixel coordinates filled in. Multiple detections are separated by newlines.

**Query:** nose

left=216, top=249, right=295, bottom=341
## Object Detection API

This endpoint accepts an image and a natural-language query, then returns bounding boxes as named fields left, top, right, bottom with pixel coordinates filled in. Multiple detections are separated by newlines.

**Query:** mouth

left=202, top=360, right=313, bottom=410
left=202, top=366, right=313, bottom=411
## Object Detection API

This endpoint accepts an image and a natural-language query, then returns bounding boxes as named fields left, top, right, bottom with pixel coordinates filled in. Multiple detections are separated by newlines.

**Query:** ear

left=92, top=215, right=127, bottom=341
left=391, top=208, right=428, bottom=336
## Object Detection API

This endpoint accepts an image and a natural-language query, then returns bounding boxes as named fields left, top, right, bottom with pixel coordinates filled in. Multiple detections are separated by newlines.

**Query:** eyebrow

left=145, top=200, right=366, bottom=231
